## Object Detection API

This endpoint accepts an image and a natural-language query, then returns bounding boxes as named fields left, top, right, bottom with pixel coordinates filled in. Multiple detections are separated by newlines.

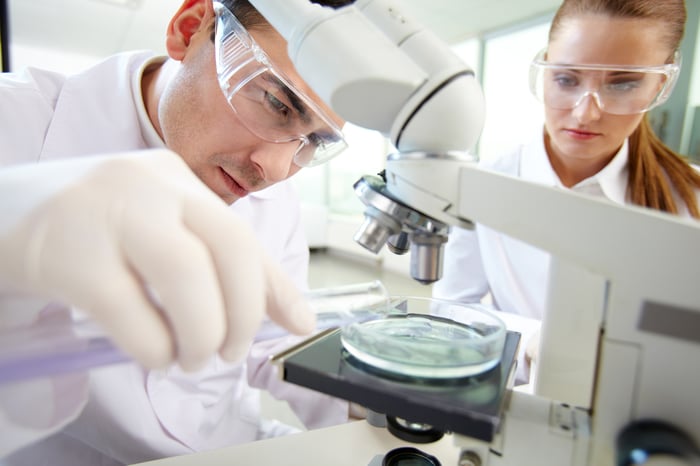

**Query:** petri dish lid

left=340, top=297, right=506, bottom=380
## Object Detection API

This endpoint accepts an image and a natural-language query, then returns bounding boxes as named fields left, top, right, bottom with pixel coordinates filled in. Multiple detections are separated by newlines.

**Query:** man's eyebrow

left=264, top=74, right=312, bottom=124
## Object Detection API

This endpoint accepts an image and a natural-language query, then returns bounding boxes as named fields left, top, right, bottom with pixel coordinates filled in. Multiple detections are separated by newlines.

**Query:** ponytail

left=627, top=116, right=700, bottom=218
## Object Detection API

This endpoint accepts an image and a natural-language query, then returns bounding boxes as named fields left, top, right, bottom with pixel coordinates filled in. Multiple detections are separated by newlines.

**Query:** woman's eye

left=552, top=73, right=578, bottom=88
left=606, top=79, right=641, bottom=93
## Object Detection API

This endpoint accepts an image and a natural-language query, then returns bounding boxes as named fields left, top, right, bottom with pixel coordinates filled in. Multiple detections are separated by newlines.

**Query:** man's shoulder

left=0, top=68, right=69, bottom=166
left=0, top=66, right=66, bottom=103
left=84, top=50, right=158, bottom=75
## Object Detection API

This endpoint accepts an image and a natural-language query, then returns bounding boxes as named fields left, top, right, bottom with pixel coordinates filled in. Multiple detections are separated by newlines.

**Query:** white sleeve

left=247, top=337, right=349, bottom=430
left=432, top=225, right=490, bottom=304
left=276, top=199, right=310, bottom=292
left=0, top=300, right=89, bottom=457
left=431, top=229, right=541, bottom=385
left=0, top=375, right=89, bottom=458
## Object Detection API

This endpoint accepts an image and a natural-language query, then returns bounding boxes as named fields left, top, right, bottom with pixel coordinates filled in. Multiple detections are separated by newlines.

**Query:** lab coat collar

left=577, top=141, right=629, bottom=205
left=133, top=56, right=167, bottom=149
left=521, top=128, right=629, bottom=205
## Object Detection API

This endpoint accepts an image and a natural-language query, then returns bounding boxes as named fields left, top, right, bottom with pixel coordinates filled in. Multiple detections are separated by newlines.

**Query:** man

left=0, top=0, right=354, bottom=464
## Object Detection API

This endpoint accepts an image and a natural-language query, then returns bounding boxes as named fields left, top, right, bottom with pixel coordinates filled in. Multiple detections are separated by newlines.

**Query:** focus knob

left=616, top=420, right=700, bottom=466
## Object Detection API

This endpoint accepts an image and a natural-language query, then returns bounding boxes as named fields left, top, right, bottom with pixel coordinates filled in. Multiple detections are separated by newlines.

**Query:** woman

left=433, top=0, right=700, bottom=381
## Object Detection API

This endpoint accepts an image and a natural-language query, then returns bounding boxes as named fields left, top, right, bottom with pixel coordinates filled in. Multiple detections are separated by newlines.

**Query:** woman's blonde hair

left=549, top=0, right=700, bottom=217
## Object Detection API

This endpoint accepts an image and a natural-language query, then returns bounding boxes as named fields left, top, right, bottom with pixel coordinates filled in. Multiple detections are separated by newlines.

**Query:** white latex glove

left=0, top=149, right=316, bottom=370
left=525, top=328, right=541, bottom=368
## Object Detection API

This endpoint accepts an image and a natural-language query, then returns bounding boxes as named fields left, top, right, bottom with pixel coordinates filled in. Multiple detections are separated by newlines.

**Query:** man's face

left=156, top=1, right=343, bottom=205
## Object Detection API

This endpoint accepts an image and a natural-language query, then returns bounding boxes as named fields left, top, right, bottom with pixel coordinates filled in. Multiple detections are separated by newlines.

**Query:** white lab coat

left=0, top=51, right=348, bottom=465
left=433, top=131, right=700, bottom=382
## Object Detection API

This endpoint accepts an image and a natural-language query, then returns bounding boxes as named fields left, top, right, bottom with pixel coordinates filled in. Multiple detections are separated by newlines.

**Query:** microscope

left=249, top=1, right=700, bottom=464
left=250, top=0, right=484, bottom=285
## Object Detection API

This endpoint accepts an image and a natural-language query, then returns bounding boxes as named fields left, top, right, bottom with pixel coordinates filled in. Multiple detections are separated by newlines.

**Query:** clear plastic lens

left=213, top=2, right=347, bottom=167
left=528, top=49, right=680, bottom=115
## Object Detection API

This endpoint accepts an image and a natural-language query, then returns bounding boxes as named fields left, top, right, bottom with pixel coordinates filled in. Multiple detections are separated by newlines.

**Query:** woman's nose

left=250, top=140, right=300, bottom=183
left=571, top=91, right=602, bottom=123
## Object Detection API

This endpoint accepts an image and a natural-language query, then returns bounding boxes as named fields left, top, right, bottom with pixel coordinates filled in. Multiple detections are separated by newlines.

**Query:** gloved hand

left=0, top=149, right=316, bottom=370
left=525, top=327, right=541, bottom=369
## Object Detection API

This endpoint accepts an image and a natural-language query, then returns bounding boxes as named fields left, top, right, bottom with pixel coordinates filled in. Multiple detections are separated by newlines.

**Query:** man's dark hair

left=221, top=0, right=355, bottom=30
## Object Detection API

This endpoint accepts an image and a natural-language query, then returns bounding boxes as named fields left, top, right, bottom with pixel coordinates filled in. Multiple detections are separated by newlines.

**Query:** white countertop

left=131, top=420, right=461, bottom=466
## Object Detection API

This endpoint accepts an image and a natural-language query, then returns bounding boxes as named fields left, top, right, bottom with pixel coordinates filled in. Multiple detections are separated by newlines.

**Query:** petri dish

left=340, top=297, right=506, bottom=380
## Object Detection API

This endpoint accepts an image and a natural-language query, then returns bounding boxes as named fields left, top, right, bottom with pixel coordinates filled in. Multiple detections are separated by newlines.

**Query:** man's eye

left=264, top=91, right=292, bottom=119
left=307, top=132, right=325, bottom=149
left=307, top=132, right=340, bottom=149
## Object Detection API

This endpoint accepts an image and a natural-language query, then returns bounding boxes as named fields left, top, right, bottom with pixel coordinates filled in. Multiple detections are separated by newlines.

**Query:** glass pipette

left=0, top=280, right=389, bottom=385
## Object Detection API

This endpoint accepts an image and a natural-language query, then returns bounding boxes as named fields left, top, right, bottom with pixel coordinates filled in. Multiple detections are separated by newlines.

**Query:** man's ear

left=165, top=0, right=213, bottom=60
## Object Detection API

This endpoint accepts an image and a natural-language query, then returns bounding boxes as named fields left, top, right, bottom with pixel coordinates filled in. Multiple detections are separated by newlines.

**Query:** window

left=1, top=0, right=8, bottom=72
left=452, top=38, right=480, bottom=79
left=478, top=21, right=550, bottom=161
left=293, top=123, right=388, bottom=216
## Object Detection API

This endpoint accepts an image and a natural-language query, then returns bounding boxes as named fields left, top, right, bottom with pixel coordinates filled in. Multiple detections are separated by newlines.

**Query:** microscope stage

left=281, top=329, right=520, bottom=442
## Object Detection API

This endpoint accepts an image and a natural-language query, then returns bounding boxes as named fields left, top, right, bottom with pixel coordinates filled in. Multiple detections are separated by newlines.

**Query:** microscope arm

left=455, top=164, right=700, bottom=465
left=249, top=0, right=487, bottom=283
left=249, top=0, right=484, bottom=154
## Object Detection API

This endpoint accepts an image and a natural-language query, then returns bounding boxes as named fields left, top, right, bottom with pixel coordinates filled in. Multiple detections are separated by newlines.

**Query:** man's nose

left=571, top=91, right=602, bottom=123
left=250, top=140, right=300, bottom=183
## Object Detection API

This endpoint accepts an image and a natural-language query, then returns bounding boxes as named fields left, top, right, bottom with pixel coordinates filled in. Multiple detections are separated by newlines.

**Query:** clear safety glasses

left=529, top=48, right=680, bottom=115
left=213, top=2, right=347, bottom=167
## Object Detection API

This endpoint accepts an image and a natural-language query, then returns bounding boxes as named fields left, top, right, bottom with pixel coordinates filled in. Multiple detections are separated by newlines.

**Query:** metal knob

left=616, top=420, right=700, bottom=466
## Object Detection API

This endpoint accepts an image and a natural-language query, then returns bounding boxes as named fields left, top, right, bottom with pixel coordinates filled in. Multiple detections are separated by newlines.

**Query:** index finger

left=182, top=197, right=316, bottom=361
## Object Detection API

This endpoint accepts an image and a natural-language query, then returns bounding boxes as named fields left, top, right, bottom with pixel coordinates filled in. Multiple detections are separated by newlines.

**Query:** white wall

left=478, top=22, right=549, bottom=161
left=10, top=44, right=98, bottom=74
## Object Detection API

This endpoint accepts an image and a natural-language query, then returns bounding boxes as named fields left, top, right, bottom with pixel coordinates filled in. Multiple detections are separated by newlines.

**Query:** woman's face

left=544, top=14, right=671, bottom=173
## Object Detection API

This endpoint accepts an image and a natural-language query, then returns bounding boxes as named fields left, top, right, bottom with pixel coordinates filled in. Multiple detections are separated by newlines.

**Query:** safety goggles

left=529, top=48, right=680, bottom=115
left=213, top=2, right=347, bottom=167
